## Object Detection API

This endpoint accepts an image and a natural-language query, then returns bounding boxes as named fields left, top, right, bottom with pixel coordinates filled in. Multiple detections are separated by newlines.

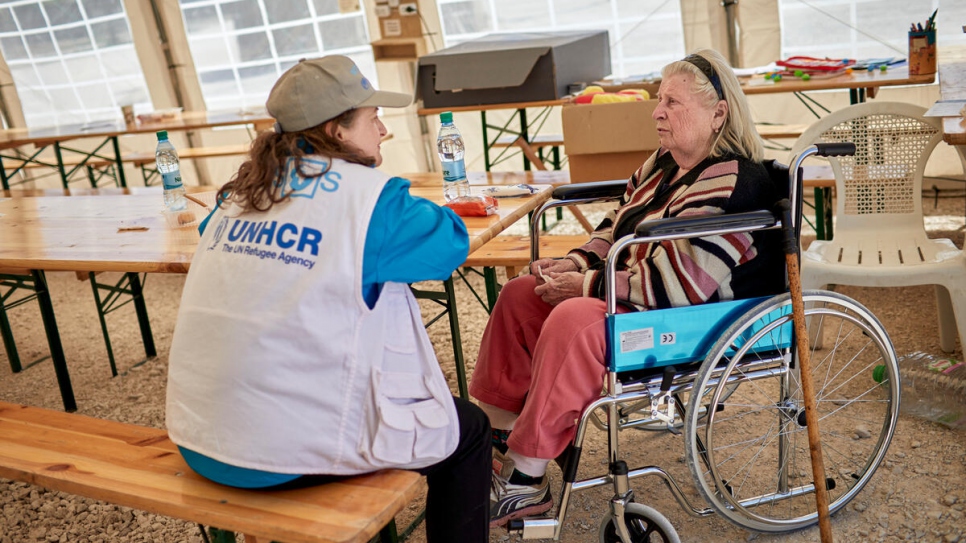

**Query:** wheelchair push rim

left=683, top=291, right=899, bottom=533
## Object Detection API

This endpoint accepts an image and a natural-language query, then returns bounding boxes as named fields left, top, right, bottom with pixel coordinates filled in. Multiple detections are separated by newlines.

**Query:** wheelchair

left=508, top=144, right=901, bottom=542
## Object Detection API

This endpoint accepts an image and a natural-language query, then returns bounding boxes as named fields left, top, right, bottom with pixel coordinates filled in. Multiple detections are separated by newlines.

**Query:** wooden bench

left=122, top=144, right=252, bottom=168
left=0, top=401, right=425, bottom=543
left=464, top=234, right=589, bottom=309
left=2, top=155, right=117, bottom=188
left=492, top=133, right=565, bottom=149
left=755, top=123, right=810, bottom=140
left=491, top=133, right=564, bottom=172
left=122, top=144, right=251, bottom=185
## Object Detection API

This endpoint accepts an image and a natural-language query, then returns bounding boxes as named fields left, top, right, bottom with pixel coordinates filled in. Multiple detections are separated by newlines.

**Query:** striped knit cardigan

left=567, top=148, right=785, bottom=310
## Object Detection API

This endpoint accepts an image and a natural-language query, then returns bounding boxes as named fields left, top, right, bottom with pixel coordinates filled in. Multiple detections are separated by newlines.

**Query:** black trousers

left=416, top=396, right=492, bottom=543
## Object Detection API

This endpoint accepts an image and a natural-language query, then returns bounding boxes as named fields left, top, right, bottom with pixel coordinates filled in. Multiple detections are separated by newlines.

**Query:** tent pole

left=147, top=0, right=211, bottom=186
left=722, top=0, right=740, bottom=67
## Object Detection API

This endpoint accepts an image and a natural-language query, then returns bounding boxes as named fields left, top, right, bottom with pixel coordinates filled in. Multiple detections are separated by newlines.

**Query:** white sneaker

left=489, top=455, right=553, bottom=528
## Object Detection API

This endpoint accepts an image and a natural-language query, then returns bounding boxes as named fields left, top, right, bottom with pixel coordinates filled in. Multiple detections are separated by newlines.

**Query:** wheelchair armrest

left=551, top=179, right=626, bottom=201
left=634, top=210, right=779, bottom=238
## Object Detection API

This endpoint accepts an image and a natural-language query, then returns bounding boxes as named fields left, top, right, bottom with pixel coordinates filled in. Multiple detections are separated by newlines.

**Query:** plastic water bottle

left=894, top=351, right=966, bottom=429
left=437, top=111, right=470, bottom=202
left=156, top=130, right=187, bottom=212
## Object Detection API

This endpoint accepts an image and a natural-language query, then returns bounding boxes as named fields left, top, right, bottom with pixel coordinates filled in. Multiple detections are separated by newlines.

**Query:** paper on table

left=733, top=64, right=778, bottom=77
left=479, top=184, right=538, bottom=198
left=924, top=100, right=966, bottom=117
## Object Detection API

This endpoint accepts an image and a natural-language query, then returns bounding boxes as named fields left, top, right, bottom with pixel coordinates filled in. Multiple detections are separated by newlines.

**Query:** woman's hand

left=531, top=258, right=578, bottom=286
left=534, top=271, right=584, bottom=306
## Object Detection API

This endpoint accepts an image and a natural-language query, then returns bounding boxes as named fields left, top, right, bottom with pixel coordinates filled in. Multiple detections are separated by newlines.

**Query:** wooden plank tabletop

left=739, top=65, right=934, bottom=96
left=409, top=185, right=552, bottom=254
left=0, top=401, right=425, bottom=543
left=406, top=170, right=571, bottom=187
left=0, top=191, right=205, bottom=273
left=0, top=109, right=274, bottom=150
left=938, top=62, right=966, bottom=146
left=0, top=185, right=552, bottom=273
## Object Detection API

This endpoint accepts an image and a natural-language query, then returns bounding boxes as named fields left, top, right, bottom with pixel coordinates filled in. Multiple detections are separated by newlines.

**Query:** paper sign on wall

left=382, top=18, right=402, bottom=37
left=338, top=0, right=360, bottom=13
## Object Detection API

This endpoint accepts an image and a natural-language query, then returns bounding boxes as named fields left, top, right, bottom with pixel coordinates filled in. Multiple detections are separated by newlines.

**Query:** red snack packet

left=444, top=195, right=499, bottom=217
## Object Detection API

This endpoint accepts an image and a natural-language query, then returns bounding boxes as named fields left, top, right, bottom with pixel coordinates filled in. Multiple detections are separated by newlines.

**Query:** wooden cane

left=779, top=198, right=833, bottom=543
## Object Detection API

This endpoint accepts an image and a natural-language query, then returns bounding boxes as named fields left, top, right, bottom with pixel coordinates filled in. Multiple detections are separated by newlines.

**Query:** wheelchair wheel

left=598, top=503, right=681, bottom=543
left=683, top=291, right=899, bottom=533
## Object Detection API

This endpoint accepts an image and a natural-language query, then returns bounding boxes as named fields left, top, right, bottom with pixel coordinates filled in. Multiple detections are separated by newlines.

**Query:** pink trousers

left=469, top=274, right=629, bottom=460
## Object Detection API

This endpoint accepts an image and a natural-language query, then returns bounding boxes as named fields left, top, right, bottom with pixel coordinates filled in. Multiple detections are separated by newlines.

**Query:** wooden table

left=0, top=184, right=552, bottom=409
left=937, top=62, right=966, bottom=147
left=739, top=65, right=935, bottom=103
left=0, top=109, right=274, bottom=190
left=407, top=169, right=571, bottom=188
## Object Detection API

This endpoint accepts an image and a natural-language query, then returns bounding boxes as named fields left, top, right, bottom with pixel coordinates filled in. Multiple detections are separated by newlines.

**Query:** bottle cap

left=440, top=111, right=453, bottom=123
left=157, top=130, right=168, bottom=140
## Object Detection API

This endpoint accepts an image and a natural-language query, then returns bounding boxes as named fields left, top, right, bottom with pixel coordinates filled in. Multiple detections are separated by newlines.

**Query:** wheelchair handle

left=776, top=199, right=797, bottom=256
left=787, top=143, right=856, bottom=233
left=551, top=179, right=627, bottom=201
left=814, top=142, right=856, bottom=157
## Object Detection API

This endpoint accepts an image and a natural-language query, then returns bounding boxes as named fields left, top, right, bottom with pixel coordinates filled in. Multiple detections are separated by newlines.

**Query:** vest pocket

left=366, top=371, right=451, bottom=465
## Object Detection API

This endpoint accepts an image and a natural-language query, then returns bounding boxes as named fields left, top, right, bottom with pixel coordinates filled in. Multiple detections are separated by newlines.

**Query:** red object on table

left=776, top=56, right=855, bottom=75
left=445, top=195, right=499, bottom=217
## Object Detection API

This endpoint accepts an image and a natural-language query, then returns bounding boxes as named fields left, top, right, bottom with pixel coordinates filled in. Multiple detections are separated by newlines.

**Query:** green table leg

left=410, top=277, right=468, bottom=399
left=483, top=266, right=499, bottom=312
left=32, top=270, right=77, bottom=412
left=812, top=186, right=833, bottom=240
left=87, top=272, right=156, bottom=377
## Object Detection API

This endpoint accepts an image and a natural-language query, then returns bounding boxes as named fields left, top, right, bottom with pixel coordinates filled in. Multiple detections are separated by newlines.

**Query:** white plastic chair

left=790, top=101, right=966, bottom=353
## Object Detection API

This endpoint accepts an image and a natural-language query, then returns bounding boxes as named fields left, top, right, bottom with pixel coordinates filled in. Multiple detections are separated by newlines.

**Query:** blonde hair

left=662, top=48, right=764, bottom=162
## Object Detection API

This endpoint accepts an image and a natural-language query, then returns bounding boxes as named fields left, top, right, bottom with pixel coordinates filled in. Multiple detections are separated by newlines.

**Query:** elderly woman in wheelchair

left=473, top=49, right=900, bottom=542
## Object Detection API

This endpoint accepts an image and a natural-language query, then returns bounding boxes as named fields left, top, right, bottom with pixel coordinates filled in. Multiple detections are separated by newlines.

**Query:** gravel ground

left=1, top=191, right=965, bottom=543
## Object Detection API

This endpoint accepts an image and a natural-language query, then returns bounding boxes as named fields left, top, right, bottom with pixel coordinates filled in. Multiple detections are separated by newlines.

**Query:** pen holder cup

left=908, top=30, right=936, bottom=76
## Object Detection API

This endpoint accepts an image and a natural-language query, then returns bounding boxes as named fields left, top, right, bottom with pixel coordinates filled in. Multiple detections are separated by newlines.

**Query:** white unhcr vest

left=166, top=157, right=459, bottom=474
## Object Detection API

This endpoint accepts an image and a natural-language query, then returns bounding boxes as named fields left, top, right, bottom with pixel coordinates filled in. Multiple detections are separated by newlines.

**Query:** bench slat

left=465, top=234, right=589, bottom=268
left=492, top=134, right=564, bottom=148
left=755, top=123, right=809, bottom=140
left=0, top=401, right=424, bottom=543
left=465, top=234, right=589, bottom=278
left=124, top=144, right=251, bottom=167
left=3, top=157, right=114, bottom=170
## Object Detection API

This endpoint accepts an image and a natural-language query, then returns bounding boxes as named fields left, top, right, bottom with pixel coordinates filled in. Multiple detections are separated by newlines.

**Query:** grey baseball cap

left=266, top=56, right=412, bottom=133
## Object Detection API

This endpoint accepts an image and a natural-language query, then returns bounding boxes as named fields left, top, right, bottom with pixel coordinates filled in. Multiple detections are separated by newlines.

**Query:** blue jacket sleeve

left=363, top=177, right=469, bottom=295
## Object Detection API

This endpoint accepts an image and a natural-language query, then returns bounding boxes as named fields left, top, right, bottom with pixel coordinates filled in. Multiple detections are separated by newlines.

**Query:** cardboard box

left=562, top=100, right=660, bottom=183
left=593, top=81, right=661, bottom=97
left=416, top=31, right=610, bottom=109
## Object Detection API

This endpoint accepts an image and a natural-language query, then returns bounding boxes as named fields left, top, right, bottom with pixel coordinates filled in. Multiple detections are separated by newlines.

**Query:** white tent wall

left=365, top=0, right=440, bottom=177
left=0, top=1, right=959, bottom=188
left=124, top=0, right=211, bottom=187
left=367, top=0, right=962, bottom=184
left=736, top=0, right=781, bottom=68
left=0, top=53, right=25, bottom=129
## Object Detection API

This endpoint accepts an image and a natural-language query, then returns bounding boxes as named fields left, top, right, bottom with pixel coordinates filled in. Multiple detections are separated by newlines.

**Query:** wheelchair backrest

left=605, top=296, right=793, bottom=373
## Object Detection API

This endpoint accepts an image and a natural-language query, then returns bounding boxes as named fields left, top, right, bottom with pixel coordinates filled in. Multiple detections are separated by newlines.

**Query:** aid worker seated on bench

left=164, top=56, right=491, bottom=543
left=472, top=49, right=787, bottom=529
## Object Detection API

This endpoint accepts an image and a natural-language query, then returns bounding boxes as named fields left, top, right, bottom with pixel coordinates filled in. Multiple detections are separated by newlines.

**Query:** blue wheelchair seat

left=605, top=296, right=793, bottom=373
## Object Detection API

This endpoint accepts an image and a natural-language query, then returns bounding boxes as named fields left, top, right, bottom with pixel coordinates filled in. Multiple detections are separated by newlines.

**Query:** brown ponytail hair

left=219, top=108, right=374, bottom=213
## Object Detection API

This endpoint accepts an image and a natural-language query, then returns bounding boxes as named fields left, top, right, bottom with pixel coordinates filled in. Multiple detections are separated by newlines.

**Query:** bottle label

left=442, top=159, right=466, bottom=183
left=162, top=171, right=183, bottom=190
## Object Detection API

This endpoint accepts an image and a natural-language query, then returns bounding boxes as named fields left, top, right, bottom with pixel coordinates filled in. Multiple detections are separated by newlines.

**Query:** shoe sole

left=489, top=499, right=554, bottom=529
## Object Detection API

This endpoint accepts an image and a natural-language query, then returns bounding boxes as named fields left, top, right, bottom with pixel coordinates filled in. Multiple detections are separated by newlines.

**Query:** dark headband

left=682, top=54, right=725, bottom=101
